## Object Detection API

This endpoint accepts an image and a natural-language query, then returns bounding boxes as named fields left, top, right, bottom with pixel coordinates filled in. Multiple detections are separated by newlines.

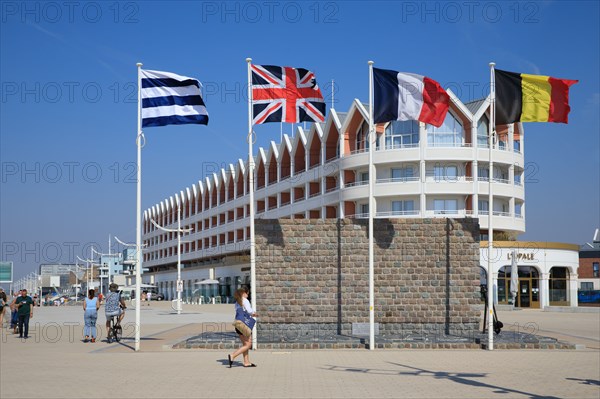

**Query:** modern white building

left=139, top=94, right=579, bottom=307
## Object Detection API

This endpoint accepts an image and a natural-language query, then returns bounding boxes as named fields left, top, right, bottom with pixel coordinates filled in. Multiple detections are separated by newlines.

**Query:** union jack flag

left=251, top=64, right=326, bottom=125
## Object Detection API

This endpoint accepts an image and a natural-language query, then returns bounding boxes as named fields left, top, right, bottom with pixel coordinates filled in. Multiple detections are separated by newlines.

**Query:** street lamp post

left=92, top=246, right=118, bottom=294
left=77, top=256, right=98, bottom=294
left=114, top=236, right=143, bottom=282
left=151, top=204, right=192, bottom=314
left=93, top=235, right=119, bottom=284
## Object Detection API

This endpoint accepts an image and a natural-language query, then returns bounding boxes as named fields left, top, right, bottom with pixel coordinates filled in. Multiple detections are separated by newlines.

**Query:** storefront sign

left=508, top=252, right=535, bottom=261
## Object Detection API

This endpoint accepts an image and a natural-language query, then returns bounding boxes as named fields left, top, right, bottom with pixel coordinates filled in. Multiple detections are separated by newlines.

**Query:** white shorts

left=105, top=309, right=123, bottom=318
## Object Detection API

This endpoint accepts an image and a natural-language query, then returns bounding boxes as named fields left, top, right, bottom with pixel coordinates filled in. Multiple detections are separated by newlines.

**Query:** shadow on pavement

left=565, top=377, right=600, bottom=386
left=320, top=361, right=562, bottom=399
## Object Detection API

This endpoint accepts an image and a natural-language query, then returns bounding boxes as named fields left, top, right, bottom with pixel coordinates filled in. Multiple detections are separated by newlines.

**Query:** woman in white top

left=228, top=287, right=258, bottom=368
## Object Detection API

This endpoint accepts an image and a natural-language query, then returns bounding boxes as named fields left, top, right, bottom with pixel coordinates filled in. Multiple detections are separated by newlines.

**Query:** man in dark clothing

left=15, top=289, right=34, bottom=339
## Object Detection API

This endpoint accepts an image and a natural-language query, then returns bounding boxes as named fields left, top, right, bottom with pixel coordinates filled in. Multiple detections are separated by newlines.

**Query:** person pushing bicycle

left=105, top=283, right=126, bottom=333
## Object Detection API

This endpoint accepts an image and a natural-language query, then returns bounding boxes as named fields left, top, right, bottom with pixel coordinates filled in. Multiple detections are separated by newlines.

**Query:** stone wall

left=255, top=218, right=481, bottom=336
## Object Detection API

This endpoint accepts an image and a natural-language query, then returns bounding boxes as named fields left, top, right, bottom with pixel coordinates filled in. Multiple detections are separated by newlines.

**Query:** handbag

left=232, top=306, right=256, bottom=337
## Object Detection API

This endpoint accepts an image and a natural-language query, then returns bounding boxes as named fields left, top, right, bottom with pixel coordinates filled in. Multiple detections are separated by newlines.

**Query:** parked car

left=149, top=292, right=164, bottom=301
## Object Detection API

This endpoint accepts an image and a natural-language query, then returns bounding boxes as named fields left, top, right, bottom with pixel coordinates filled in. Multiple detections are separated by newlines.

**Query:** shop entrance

left=517, top=280, right=530, bottom=307
left=498, top=266, right=540, bottom=309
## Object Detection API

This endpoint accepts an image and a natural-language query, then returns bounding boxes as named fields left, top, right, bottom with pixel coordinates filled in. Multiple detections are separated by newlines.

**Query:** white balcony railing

left=376, top=210, right=420, bottom=217
left=344, top=181, right=368, bottom=188
left=427, top=142, right=472, bottom=148
left=477, top=177, right=511, bottom=184
left=383, top=142, right=419, bottom=150
left=348, top=148, right=368, bottom=156
left=376, top=177, right=420, bottom=184
left=425, top=176, right=474, bottom=183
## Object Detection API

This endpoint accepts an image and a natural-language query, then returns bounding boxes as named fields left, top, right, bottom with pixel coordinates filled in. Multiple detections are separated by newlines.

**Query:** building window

left=433, top=165, right=458, bottom=182
left=515, top=203, right=522, bottom=217
left=360, top=172, right=369, bottom=183
left=478, top=166, right=489, bottom=181
left=580, top=282, right=594, bottom=290
left=514, top=173, right=522, bottom=185
left=497, top=266, right=539, bottom=306
left=549, top=267, right=569, bottom=305
left=477, top=115, right=489, bottom=148
left=427, top=112, right=463, bottom=147
left=360, top=204, right=369, bottom=216
left=594, top=262, right=599, bottom=278
left=433, top=199, right=458, bottom=215
left=356, top=121, right=369, bottom=152
left=478, top=200, right=489, bottom=213
left=514, top=140, right=521, bottom=153
left=392, top=200, right=415, bottom=215
left=391, top=166, right=415, bottom=181
left=385, top=120, right=419, bottom=149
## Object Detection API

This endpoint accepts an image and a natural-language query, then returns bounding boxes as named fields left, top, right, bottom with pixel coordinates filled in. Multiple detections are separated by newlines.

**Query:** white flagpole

left=487, top=62, right=496, bottom=351
left=177, top=205, right=182, bottom=314
left=367, top=61, right=375, bottom=350
left=246, top=58, right=257, bottom=349
left=108, top=234, right=111, bottom=284
left=135, top=62, right=143, bottom=351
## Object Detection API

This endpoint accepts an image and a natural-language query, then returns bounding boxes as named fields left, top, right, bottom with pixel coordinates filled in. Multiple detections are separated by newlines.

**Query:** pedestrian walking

left=14, top=289, right=34, bottom=339
left=146, top=291, right=151, bottom=305
left=83, top=289, right=100, bottom=343
left=10, top=290, right=20, bottom=334
left=0, top=289, right=8, bottom=328
left=227, top=287, right=258, bottom=368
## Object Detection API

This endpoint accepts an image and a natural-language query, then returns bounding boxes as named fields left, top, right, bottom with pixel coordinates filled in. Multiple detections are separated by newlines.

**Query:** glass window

left=514, top=140, right=521, bottom=152
left=392, top=200, right=414, bottom=214
left=433, top=199, right=458, bottom=214
left=356, top=121, right=368, bottom=151
left=498, top=280, right=507, bottom=303
left=593, top=262, right=599, bottom=278
left=385, top=120, right=419, bottom=149
left=550, top=268, right=567, bottom=279
left=515, top=203, right=522, bottom=216
left=391, top=166, right=415, bottom=181
left=514, top=173, right=522, bottom=185
left=427, top=112, right=464, bottom=147
left=581, top=282, right=594, bottom=290
left=549, top=267, right=569, bottom=304
left=477, top=115, right=489, bottom=148
left=478, top=200, right=489, bottom=212
left=360, top=204, right=369, bottom=215
left=433, top=165, right=458, bottom=181
left=360, top=172, right=369, bottom=182
left=478, top=166, right=489, bottom=180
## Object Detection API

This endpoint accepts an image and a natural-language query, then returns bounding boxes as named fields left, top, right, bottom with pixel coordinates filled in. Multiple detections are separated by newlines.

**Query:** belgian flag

left=495, top=69, right=578, bottom=125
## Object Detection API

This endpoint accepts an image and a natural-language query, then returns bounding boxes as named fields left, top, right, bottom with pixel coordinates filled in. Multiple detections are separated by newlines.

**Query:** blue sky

left=1, top=1, right=599, bottom=282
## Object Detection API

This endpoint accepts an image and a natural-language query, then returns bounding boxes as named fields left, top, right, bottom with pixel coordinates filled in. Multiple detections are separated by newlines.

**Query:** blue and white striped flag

left=141, top=69, right=209, bottom=127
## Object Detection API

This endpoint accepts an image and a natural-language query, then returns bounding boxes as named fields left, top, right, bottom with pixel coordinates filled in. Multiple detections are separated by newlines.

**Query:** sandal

left=243, top=364, right=257, bottom=368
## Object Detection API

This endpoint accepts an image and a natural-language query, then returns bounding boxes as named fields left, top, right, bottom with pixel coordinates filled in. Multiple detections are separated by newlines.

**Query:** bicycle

left=106, top=311, right=124, bottom=343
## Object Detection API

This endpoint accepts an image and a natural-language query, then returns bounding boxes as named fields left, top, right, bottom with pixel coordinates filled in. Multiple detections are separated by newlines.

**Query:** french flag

left=373, top=67, right=449, bottom=127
